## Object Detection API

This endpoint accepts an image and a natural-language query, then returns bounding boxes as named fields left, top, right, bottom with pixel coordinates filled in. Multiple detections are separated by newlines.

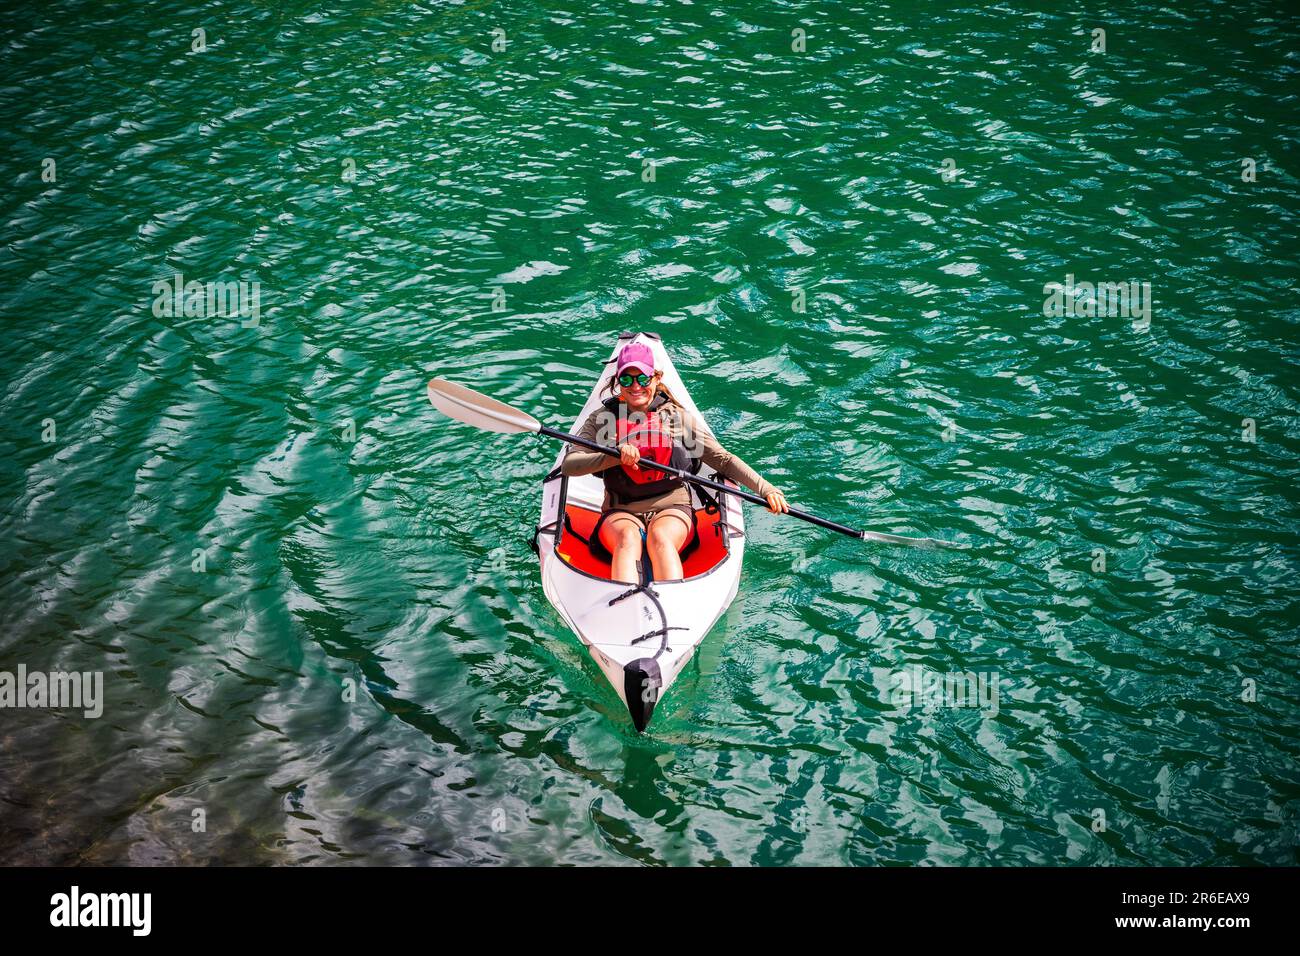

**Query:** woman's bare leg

left=646, top=512, right=691, bottom=581
left=599, top=514, right=645, bottom=584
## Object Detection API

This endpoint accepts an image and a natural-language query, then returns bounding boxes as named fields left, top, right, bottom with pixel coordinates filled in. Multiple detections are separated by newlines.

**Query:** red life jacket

left=599, top=394, right=694, bottom=501
left=618, top=410, right=676, bottom=484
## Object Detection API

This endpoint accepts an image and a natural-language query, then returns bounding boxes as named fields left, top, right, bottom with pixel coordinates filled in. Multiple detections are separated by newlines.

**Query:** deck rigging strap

left=607, top=583, right=681, bottom=660
left=694, top=472, right=723, bottom=516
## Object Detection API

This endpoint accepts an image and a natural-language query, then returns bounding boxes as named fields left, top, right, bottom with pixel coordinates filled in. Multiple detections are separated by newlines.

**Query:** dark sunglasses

left=618, top=373, right=652, bottom=388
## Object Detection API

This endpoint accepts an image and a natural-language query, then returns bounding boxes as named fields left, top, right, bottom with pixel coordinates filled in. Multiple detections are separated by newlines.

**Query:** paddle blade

left=860, top=530, right=962, bottom=550
left=427, top=378, right=541, bottom=434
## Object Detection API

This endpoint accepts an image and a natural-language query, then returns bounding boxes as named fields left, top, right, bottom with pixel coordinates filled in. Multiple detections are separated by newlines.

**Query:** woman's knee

left=647, top=517, right=689, bottom=550
left=606, top=520, right=643, bottom=551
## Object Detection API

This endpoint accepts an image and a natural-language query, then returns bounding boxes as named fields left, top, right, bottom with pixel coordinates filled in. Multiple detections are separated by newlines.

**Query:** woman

left=561, top=341, right=789, bottom=584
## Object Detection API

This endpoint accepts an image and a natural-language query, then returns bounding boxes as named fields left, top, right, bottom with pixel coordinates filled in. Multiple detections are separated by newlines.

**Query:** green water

left=1, top=0, right=1297, bottom=865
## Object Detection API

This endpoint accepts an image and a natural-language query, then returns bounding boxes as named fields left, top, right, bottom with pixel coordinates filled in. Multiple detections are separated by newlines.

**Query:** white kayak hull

left=534, top=332, right=745, bottom=731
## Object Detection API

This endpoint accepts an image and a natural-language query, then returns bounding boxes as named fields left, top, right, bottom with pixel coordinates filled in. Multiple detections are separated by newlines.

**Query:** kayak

left=430, top=337, right=951, bottom=727
left=532, top=332, right=745, bottom=731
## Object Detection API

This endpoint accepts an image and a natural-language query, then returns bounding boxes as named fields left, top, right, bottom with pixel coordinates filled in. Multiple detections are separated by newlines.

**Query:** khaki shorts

left=589, top=506, right=696, bottom=564
left=603, top=505, right=694, bottom=534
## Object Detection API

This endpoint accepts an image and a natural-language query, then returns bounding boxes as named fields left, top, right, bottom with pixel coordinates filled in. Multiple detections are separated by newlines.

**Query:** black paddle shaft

left=538, top=425, right=864, bottom=540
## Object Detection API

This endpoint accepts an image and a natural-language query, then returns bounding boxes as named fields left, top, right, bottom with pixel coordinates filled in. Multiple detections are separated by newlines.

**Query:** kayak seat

left=562, top=508, right=697, bottom=566
left=590, top=508, right=702, bottom=563
left=558, top=505, right=728, bottom=581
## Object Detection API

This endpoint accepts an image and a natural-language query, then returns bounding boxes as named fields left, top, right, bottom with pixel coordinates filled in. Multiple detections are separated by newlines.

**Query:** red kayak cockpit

left=556, top=504, right=731, bottom=582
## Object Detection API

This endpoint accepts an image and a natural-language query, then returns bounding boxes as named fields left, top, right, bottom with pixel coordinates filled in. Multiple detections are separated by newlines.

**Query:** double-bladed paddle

left=426, top=377, right=958, bottom=549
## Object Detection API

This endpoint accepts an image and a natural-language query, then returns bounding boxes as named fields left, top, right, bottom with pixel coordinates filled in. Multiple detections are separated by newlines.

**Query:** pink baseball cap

left=615, top=341, right=656, bottom=377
